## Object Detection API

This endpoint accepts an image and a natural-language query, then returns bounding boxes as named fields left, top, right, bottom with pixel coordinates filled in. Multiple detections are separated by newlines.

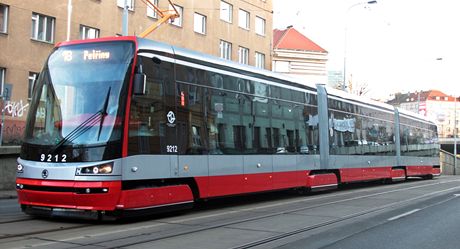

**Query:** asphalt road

left=274, top=189, right=460, bottom=249
left=1, top=176, right=460, bottom=249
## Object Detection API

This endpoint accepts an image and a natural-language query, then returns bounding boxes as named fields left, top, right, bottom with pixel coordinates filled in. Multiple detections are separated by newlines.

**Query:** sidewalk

left=0, top=190, right=17, bottom=199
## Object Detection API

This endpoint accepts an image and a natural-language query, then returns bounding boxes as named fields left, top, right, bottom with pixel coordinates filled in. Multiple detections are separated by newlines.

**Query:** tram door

left=175, top=79, right=209, bottom=180
left=128, top=56, right=178, bottom=176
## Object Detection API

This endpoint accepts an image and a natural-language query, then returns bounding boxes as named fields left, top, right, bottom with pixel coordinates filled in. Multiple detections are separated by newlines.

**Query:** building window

left=238, top=9, right=250, bottom=30
left=0, top=68, right=5, bottom=96
left=146, top=0, right=159, bottom=18
left=194, top=13, right=206, bottom=34
left=31, top=13, right=55, bottom=43
left=0, top=4, right=8, bottom=34
left=255, top=16, right=266, bottom=36
left=169, top=4, right=183, bottom=27
left=117, top=0, right=134, bottom=11
left=238, top=47, right=249, bottom=65
left=220, top=1, right=233, bottom=23
left=255, top=52, right=265, bottom=69
left=28, top=72, right=39, bottom=99
left=80, top=25, right=100, bottom=40
left=220, top=40, right=232, bottom=60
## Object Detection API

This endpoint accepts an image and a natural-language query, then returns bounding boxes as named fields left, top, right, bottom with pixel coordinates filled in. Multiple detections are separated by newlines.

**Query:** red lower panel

left=118, top=185, right=193, bottom=209
left=204, top=171, right=307, bottom=198
left=432, top=167, right=441, bottom=175
left=340, top=167, right=392, bottom=183
left=307, top=173, right=337, bottom=188
left=244, top=172, right=273, bottom=193
left=16, top=178, right=121, bottom=210
left=406, top=166, right=434, bottom=176
left=273, top=171, right=307, bottom=190
left=208, top=174, right=245, bottom=197
left=194, top=177, right=209, bottom=198
left=391, top=169, right=406, bottom=179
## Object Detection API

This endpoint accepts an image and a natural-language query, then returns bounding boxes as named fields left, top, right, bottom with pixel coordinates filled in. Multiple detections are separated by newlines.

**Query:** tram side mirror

left=133, top=73, right=146, bottom=95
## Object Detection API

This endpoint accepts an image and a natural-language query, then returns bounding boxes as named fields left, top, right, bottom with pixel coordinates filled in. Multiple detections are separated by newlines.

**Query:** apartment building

left=0, top=0, right=273, bottom=145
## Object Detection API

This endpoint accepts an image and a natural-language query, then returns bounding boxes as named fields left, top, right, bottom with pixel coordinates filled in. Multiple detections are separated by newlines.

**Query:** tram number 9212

left=40, top=154, right=67, bottom=162
left=166, top=145, right=178, bottom=153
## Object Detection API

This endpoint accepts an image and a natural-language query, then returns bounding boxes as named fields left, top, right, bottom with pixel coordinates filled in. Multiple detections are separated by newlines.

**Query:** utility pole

left=454, top=95, right=457, bottom=175
left=122, top=0, right=129, bottom=36
left=66, top=0, right=72, bottom=41
left=417, top=90, right=420, bottom=114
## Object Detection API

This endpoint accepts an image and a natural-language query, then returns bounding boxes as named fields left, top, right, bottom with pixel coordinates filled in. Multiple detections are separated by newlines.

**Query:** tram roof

left=136, top=37, right=435, bottom=125
left=137, top=37, right=318, bottom=90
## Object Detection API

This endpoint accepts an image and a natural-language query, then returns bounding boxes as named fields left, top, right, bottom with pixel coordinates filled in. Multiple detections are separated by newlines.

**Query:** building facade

left=272, top=26, right=328, bottom=85
left=0, top=0, right=273, bottom=145
left=387, top=90, right=458, bottom=138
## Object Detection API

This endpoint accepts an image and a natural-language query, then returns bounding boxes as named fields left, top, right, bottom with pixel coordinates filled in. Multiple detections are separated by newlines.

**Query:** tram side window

left=208, top=89, right=241, bottom=154
left=270, top=99, right=297, bottom=153
left=128, top=56, right=172, bottom=155
left=253, top=81, right=271, bottom=154
left=176, top=64, right=197, bottom=84
left=303, top=93, right=319, bottom=153
left=240, top=92, right=255, bottom=154
left=328, top=101, right=396, bottom=156
left=177, top=83, right=207, bottom=155
left=400, top=118, right=439, bottom=157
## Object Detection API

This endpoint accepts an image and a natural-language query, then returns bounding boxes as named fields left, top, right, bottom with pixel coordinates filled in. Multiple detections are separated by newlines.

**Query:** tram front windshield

left=22, top=41, right=135, bottom=160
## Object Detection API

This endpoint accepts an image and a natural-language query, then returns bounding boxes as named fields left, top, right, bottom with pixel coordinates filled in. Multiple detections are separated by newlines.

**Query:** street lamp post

left=343, top=0, right=377, bottom=91
left=437, top=57, right=456, bottom=174
left=122, top=0, right=129, bottom=36
left=454, top=95, right=457, bottom=174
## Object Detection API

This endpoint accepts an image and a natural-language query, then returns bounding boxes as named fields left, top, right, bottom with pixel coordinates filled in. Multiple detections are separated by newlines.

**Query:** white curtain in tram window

left=333, top=118, right=356, bottom=133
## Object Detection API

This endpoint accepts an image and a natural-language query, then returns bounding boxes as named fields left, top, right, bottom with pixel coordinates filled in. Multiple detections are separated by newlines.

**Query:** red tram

left=16, top=36, right=440, bottom=219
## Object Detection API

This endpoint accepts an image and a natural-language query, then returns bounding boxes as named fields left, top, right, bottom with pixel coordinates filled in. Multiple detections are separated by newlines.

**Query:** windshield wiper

left=97, top=87, right=111, bottom=141
left=50, top=87, right=112, bottom=154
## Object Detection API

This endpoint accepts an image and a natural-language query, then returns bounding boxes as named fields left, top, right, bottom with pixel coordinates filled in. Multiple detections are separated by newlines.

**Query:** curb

left=0, top=192, right=17, bottom=200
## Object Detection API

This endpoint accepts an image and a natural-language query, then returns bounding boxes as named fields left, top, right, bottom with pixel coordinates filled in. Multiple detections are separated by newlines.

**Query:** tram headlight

left=17, top=164, right=24, bottom=173
left=76, top=162, right=113, bottom=175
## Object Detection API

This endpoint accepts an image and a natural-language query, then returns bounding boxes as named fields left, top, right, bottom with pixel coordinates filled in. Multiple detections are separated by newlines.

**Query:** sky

left=273, top=0, right=460, bottom=100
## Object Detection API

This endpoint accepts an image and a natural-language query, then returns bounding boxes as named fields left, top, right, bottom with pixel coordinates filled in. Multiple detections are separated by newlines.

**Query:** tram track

left=3, top=178, right=459, bottom=248
left=91, top=179, right=460, bottom=248
left=230, top=185, right=460, bottom=249
left=0, top=217, right=34, bottom=225
left=0, top=223, right=95, bottom=240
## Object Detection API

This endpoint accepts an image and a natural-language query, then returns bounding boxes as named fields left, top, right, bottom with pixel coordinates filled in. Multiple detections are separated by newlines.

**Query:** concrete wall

left=441, top=150, right=459, bottom=175
left=0, top=146, right=20, bottom=190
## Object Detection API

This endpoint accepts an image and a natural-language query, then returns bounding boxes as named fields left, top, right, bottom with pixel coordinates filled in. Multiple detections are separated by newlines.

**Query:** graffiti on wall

left=3, top=100, right=29, bottom=117
left=2, top=123, right=26, bottom=145
left=1, top=99, right=30, bottom=145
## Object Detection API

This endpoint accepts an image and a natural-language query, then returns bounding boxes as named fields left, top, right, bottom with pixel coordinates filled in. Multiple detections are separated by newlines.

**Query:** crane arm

left=139, top=0, right=180, bottom=38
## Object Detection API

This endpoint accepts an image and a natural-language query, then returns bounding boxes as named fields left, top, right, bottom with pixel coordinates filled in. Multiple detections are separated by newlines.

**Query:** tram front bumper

left=16, top=178, right=122, bottom=211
